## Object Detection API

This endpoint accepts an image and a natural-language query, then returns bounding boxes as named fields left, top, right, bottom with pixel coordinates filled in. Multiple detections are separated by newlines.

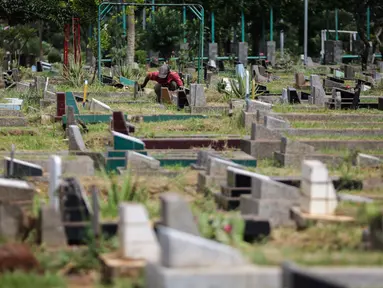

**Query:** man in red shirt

left=140, top=64, right=184, bottom=103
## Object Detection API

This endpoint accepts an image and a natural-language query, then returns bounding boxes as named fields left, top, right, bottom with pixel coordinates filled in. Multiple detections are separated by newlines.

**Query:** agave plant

left=229, top=74, right=247, bottom=99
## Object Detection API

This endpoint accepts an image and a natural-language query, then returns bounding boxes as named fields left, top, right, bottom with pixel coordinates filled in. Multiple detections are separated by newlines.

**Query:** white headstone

left=89, top=98, right=112, bottom=112
left=48, top=155, right=62, bottom=211
left=119, top=203, right=160, bottom=262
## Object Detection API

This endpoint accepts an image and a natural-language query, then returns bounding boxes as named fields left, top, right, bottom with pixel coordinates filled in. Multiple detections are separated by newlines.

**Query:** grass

left=0, top=272, right=66, bottom=288
left=135, top=116, right=248, bottom=138
left=289, top=134, right=383, bottom=141
left=273, top=104, right=383, bottom=114
left=291, top=121, right=383, bottom=129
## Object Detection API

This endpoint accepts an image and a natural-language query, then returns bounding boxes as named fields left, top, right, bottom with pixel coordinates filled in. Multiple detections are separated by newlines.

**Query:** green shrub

left=135, top=50, right=147, bottom=65
left=47, top=49, right=61, bottom=63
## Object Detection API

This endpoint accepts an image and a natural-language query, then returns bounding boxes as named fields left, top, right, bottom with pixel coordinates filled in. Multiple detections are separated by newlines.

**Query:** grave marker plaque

left=112, top=111, right=129, bottom=135
left=56, top=92, right=66, bottom=117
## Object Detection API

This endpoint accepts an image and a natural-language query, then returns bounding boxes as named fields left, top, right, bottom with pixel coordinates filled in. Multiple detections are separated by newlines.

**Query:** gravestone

left=39, top=204, right=67, bottom=247
left=66, top=106, right=76, bottom=127
left=379, top=97, right=383, bottom=111
left=264, top=116, right=290, bottom=129
left=0, top=178, right=35, bottom=207
left=161, top=87, right=172, bottom=104
left=65, top=92, right=79, bottom=114
left=89, top=98, right=111, bottom=112
left=68, top=125, right=87, bottom=152
left=48, top=156, right=61, bottom=211
left=287, top=87, right=300, bottom=104
left=267, top=41, right=276, bottom=66
left=157, top=226, right=246, bottom=268
left=56, top=92, right=66, bottom=118
left=310, top=75, right=326, bottom=106
left=324, top=40, right=342, bottom=64
left=208, top=43, right=218, bottom=61
left=177, top=90, right=189, bottom=109
left=112, top=131, right=145, bottom=150
left=324, top=78, right=345, bottom=90
left=119, top=203, right=160, bottom=261
left=237, top=42, right=248, bottom=66
left=295, top=73, right=305, bottom=87
left=300, top=160, right=337, bottom=215
left=190, top=84, right=206, bottom=107
left=112, top=111, right=129, bottom=135
left=246, top=100, right=272, bottom=113
left=194, top=150, right=221, bottom=169
left=252, top=65, right=268, bottom=83
left=160, top=192, right=199, bottom=236
left=126, top=151, right=160, bottom=170
left=60, top=177, right=92, bottom=223
left=4, top=157, right=43, bottom=178
left=207, top=157, right=242, bottom=179
left=0, top=202, right=24, bottom=240
left=344, top=65, right=355, bottom=79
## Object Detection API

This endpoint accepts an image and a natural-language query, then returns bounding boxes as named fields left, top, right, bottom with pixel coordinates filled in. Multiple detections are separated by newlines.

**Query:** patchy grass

left=245, top=225, right=383, bottom=266
left=0, top=272, right=66, bottom=288
left=135, top=116, right=247, bottom=138
left=273, top=104, right=383, bottom=114
left=292, top=121, right=383, bottom=129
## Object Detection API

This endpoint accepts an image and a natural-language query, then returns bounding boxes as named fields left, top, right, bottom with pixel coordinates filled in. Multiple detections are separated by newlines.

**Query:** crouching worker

left=139, top=64, right=184, bottom=103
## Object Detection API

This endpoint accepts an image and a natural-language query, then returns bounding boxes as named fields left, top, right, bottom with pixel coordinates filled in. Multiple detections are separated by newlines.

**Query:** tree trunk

left=39, top=20, right=44, bottom=61
left=127, top=8, right=135, bottom=66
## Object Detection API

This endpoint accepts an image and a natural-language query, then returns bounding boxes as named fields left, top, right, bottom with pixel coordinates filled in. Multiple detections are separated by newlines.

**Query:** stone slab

left=264, top=116, right=290, bottom=130
left=0, top=117, right=27, bottom=127
left=145, top=262, right=259, bottom=288
left=68, top=125, right=87, bottom=152
left=160, top=192, right=199, bottom=236
left=126, top=151, right=160, bottom=170
left=0, top=178, right=35, bottom=204
left=38, top=204, right=67, bottom=247
left=207, top=157, right=242, bottom=178
left=251, top=123, right=281, bottom=141
left=356, top=153, right=382, bottom=167
left=0, top=202, right=24, bottom=240
left=157, top=226, right=247, bottom=268
left=90, top=98, right=112, bottom=112
left=246, top=100, right=272, bottom=113
left=240, top=139, right=281, bottom=160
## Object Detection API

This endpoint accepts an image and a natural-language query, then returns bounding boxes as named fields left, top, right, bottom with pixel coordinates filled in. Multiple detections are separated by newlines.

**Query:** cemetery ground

left=1, top=66, right=383, bottom=287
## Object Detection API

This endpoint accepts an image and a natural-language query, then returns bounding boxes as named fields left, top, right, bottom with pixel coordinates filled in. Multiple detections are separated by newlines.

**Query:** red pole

left=73, top=18, right=81, bottom=64
left=64, top=24, right=70, bottom=72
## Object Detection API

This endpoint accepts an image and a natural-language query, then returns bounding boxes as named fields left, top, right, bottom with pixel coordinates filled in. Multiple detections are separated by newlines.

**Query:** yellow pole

left=83, top=80, right=88, bottom=107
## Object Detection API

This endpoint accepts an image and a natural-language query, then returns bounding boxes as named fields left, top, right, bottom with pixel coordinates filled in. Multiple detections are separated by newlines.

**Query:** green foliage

left=88, top=27, right=111, bottom=60
left=101, top=171, right=149, bottom=219
left=62, top=57, right=89, bottom=88
left=229, top=74, right=247, bottom=99
left=198, top=212, right=245, bottom=246
left=0, top=272, right=65, bottom=288
left=135, top=50, right=147, bottom=65
left=357, top=203, right=383, bottom=225
left=47, top=48, right=61, bottom=63
left=145, top=8, right=184, bottom=58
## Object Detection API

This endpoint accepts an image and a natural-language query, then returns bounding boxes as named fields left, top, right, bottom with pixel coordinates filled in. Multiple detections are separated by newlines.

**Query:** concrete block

left=160, top=192, right=199, bottom=236
left=256, top=110, right=272, bottom=124
left=119, top=203, right=160, bottom=262
left=89, top=98, right=112, bottom=112
left=246, top=100, right=272, bottom=113
left=190, top=84, right=206, bottom=107
left=157, top=226, right=247, bottom=268
left=68, top=125, right=87, bottom=152
left=0, top=202, right=24, bottom=240
left=145, top=262, right=259, bottom=288
left=300, top=195, right=338, bottom=215
left=240, top=139, right=281, bottom=160
left=240, top=195, right=295, bottom=227
left=0, top=178, right=35, bottom=204
left=251, top=177, right=300, bottom=201
left=241, top=110, right=257, bottom=129
left=251, top=123, right=282, bottom=140
left=266, top=41, right=276, bottom=66
left=39, top=204, right=67, bottom=247
left=301, top=179, right=337, bottom=200
left=301, top=160, right=330, bottom=182
left=356, top=153, right=382, bottom=167
left=281, top=137, right=315, bottom=154
left=126, top=151, right=160, bottom=170
left=264, top=116, right=290, bottom=130
left=207, top=157, right=242, bottom=179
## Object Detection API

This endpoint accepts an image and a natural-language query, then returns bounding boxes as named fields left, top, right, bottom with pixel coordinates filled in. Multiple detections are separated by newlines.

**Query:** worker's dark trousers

left=154, top=81, right=178, bottom=103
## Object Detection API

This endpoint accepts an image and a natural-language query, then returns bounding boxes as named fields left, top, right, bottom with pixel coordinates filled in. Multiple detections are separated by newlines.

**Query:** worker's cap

left=158, top=64, right=170, bottom=78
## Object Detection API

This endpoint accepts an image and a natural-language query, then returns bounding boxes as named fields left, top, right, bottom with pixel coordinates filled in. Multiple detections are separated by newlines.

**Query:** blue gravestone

left=112, top=131, right=145, bottom=150
left=65, top=92, right=79, bottom=114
